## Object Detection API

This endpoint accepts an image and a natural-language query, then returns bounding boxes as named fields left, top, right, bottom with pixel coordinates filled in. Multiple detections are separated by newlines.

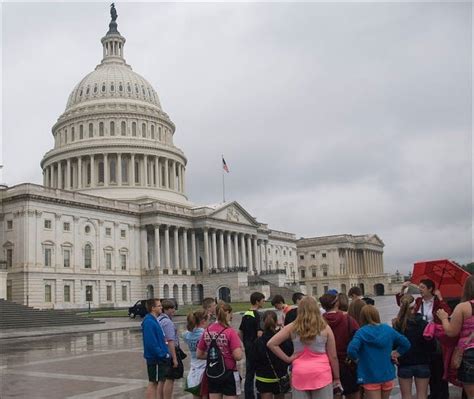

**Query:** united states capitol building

left=0, top=8, right=388, bottom=309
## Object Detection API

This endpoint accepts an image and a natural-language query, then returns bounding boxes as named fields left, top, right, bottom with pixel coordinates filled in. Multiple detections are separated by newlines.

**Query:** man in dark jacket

left=142, top=298, right=170, bottom=399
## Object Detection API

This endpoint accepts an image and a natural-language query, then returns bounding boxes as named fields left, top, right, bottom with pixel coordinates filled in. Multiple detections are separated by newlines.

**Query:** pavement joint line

left=65, top=382, right=148, bottom=399
left=4, top=369, right=146, bottom=384
left=0, top=348, right=138, bottom=370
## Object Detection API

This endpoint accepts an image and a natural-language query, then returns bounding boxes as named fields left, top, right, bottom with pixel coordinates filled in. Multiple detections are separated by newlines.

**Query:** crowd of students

left=141, top=275, right=474, bottom=399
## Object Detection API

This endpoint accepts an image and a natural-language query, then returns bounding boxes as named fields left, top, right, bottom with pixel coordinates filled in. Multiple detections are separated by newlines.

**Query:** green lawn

left=77, top=301, right=274, bottom=318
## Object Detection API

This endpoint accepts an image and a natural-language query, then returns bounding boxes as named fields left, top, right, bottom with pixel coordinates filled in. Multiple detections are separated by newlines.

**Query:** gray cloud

left=2, top=2, right=472, bottom=273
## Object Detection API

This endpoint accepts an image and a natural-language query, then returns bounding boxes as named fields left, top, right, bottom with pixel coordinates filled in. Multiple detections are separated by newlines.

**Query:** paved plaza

left=0, top=296, right=463, bottom=398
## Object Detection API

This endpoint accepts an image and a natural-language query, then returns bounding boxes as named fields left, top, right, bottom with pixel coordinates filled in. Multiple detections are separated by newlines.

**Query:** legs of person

left=157, top=381, right=165, bottom=399
left=346, top=392, right=360, bottom=399
left=463, top=384, right=474, bottom=398
left=259, top=393, right=273, bottom=399
left=310, top=383, right=333, bottom=399
left=429, top=353, right=449, bottom=399
left=146, top=382, right=157, bottom=399
left=414, top=378, right=429, bottom=399
left=273, top=394, right=285, bottom=399
left=163, top=379, right=175, bottom=399
left=381, top=389, right=392, bottom=399
left=244, top=354, right=256, bottom=399
left=363, top=389, right=382, bottom=399
left=399, top=378, right=413, bottom=399
left=209, top=394, right=223, bottom=399
left=291, top=389, right=310, bottom=399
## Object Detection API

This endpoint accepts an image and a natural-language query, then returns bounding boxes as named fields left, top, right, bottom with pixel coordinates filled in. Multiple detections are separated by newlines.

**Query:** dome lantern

left=100, top=3, right=126, bottom=66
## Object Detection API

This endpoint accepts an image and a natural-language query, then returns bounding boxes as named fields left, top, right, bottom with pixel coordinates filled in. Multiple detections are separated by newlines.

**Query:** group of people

left=142, top=275, right=474, bottom=399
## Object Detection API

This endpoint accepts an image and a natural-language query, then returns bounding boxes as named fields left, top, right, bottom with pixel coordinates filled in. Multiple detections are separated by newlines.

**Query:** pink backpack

left=292, top=347, right=332, bottom=391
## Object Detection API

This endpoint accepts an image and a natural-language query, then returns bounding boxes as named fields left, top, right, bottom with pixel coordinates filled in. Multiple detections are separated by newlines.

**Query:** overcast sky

left=1, top=2, right=472, bottom=273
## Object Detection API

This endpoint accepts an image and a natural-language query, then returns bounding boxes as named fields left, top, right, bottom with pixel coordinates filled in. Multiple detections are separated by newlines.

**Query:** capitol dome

left=41, top=8, right=188, bottom=204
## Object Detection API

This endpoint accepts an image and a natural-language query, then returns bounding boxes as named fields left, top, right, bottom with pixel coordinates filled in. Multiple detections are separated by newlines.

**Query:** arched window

left=110, top=159, right=116, bottom=183
left=110, top=121, right=115, bottom=136
left=99, top=122, right=104, bottom=136
left=132, top=122, right=137, bottom=136
left=151, top=124, right=155, bottom=139
left=142, top=123, right=146, bottom=138
left=121, top=158, right=128, bottom=183
left=121, top=121, right=126, bottom=136
left=173, top=284, right=179, bottom=300
left=127, top=83, right=131, bottom=93
left=98, top=161, right=104, bottom=183
left=71, top=127, right=75, bottom=142
left=158, top=126, right=162, bottom=141
left=93, top=85, right=98, bottom=94
left=64, top=129, right=68, bottom=144
left=119, top=83, right=123, bottom=92
left=89, top=123, right=94, bottom=137
left=84, top=244, right=92, bottom=268
left=163, top=284, right=169, bottom=298
left=86, top=86, right=90, bottom=95
left=86, top=163, right=91, bottom=185
left=101, top=83, right=106, bottom=93
left=135, top=161, right=140, bottom=183
left=110, top=83, right=115, bottom=92
left=79, top=125, right=84, bottom=139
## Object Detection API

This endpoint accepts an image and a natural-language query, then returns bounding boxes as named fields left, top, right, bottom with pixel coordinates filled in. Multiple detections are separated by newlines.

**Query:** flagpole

left=222, top=155, right=226, bottom=203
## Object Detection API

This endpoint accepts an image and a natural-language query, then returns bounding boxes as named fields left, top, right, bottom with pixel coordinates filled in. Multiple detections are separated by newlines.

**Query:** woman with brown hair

left=348, top=298, right=366, bottom=325
left=347, top=305, right=410, bottom=399
left=437, top=275, right=474, bottom=399
left=392, top=295, right=436, bottom=399
left=267, top=296, right=341, bottom=399
left=254, top=311, right=293, bottom=399
left=197, top=302, right=243, bottom=399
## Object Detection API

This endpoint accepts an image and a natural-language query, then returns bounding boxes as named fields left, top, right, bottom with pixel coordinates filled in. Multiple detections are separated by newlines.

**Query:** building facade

left=0, top=11, right=297, bottom=309
left=297, top=234, right=390, bottom=297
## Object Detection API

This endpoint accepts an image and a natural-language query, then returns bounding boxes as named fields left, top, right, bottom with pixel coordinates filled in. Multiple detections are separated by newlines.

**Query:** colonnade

left=345, top=249, right=383, bottom=275
left=145, top=226, right=274, bottom=275
left=43, top=153, right=185, bottom=192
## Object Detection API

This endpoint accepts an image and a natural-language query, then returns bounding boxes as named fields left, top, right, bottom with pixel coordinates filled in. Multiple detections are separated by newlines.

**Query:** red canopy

left=411, top=259, right=470, bottom=299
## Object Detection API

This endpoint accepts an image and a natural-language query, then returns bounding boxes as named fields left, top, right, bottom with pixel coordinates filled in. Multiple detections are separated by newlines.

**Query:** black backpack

left=206, top=327, right=228, bottom=381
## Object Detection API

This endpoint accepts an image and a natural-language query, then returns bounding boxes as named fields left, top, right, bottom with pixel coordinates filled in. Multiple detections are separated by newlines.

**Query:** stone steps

left=0, top=299, right=102, bottom=329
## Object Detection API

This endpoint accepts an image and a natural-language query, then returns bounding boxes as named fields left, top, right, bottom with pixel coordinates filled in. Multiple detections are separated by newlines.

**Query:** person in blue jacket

left=347, top=305, right=410, bottom=399
left=142, top=298, right=170, bottom=399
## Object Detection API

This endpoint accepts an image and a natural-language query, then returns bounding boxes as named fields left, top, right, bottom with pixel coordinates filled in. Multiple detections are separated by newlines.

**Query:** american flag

left=222, top=157, right=229, bottom=173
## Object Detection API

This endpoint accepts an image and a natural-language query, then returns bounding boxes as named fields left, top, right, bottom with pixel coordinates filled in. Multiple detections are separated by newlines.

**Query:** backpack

left=206, top=327, right=228, bottom=381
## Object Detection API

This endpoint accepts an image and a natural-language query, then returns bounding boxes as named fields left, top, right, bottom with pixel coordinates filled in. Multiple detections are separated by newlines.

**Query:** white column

left=58, top=162, right=63, bottom=189
left=90, top=155, right=95, bottom=187
left=164, top=159, right=169, bottom=188
left=117, top=153, right=122, bottom=186
left=171, top=161, right=176, bottom=190
left=154, top=225, right=161, bottom=269
left=78, top=157, right=82, bottom=189
left=203, top=229, right=210, bottom=271
left=191, top=230, right=197, bottom=270
left=219, top=231, right=225, bottom=269
left=183, top=228, right=189, bottom=270
left=66, top=159, right=71, bottom=189
left=103, top=153, right=108, bottom=185
left=182, top=165, right=186, bottom=193
left=247, top=235, right=253, bottom=272
left=164, top=226, right=170, bottom=270
left=264, top=240, right=269, bottom=271
left=226, top=232, right=233, bottom=268
left=234, top=233, right=240, bottom=267
left=131, top=154, right=135, bottom=186
left=173, top=227, right=179, bottom=270
left=211, top=230, right=217, bottom=270
left=155, top=156, right=160, bottom=187
left=240, top=234, right=247, bottom=269
left=144, top=155, right=148, bottom=186
left=253, top=238, right=259, bottom=274
left=140, top=227, right=148, bottom=269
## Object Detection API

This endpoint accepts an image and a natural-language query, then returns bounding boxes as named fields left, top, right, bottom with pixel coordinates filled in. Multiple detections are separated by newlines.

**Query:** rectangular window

left=322, top=253, right=327, bottom=258
left=45, top=285, right=52, bottom=302
left=121, top=254, right=127, bottom=270
left=105, top=227, right=111, bottom=236
left=85, top=285, right=93, bottom=302
left=120, top=229, right=126, bottom=238
left=299, top=255, right=304, bottom=260
left=324, top=286, right=328, bottom=293
left=63, top=222, right=71, bottom=231
left=63, top=249, right=70, bottom=267
left=121, top=285, right=127, bottom=301
left=106, top=285, right=113, bottom=301
left=44, top=219, right=52, bottom=229
left=312, top=268, right=317, bottom=278
left=311, top=254, right=315, bottom=259
left=6, top=220, right=13, bottom=229
left=64, top=285, right=71, bottom=302
left=323, top=267, right=328, bottom=277
left=106, top=253, right=112, bottom=270
left=312, top=286, right=318, bottom=296
left=300, top=269, right=306, bottom=279
left=6, top=249, right=13, bottom=268
left=45, top=248, right=52, bottom=267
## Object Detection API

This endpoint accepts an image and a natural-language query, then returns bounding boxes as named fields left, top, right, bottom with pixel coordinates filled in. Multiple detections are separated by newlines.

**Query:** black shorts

left=147, top=359, right=171, bottom=382
left=208, top=370, right=240, bottom=396
left=458, top=348, right=474, bottom=384
left=165, top=359, right=184, bottom=380
left=340, top=362, right=359, bottom=395
left=256, top=379, right=280, bottom=395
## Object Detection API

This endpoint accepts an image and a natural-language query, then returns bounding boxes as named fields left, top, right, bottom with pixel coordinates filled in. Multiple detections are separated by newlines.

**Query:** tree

left=462, top=262, right=474, bottom=274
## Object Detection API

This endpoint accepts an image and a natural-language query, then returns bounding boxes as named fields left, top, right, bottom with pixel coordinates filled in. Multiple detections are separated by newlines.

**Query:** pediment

left=209, top=202, right=258, bottom=227
left=368, top=234, right=384, bottom=247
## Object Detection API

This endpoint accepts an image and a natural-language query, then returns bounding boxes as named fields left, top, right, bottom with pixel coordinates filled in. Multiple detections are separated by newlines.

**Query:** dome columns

left=43, top=153, right=186, bottom=196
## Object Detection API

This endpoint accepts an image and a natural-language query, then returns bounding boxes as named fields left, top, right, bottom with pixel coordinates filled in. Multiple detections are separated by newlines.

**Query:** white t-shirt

left=418, top=298, right=434, bottom=323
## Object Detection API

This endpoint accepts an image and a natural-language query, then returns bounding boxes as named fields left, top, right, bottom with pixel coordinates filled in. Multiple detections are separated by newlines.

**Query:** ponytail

left=186, top=309, right=208, bottom=331
left=263, top=310, right=278, bottom=333
left=393, top=294, right=415, bottom=332
left=216, top=301, right=233, bottom=327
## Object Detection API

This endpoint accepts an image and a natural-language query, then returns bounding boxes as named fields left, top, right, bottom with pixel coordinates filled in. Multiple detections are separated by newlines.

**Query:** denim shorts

left=397, top=364, right=430, bottom=379
left=458, top=348, right=474, bottom=384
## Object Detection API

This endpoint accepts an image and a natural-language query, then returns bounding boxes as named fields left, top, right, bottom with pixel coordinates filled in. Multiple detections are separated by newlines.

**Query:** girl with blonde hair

left=267, top=296, right=341, bottom=399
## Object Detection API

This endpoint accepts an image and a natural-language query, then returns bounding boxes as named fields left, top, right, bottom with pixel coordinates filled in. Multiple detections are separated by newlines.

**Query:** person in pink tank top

left=267, top=296, right=341, bottom=399
left=437, top=275, right=474, bottom=399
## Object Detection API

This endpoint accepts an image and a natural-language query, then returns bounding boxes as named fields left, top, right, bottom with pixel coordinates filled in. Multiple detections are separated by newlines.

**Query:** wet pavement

left=0, top=296, right=463, bottom=398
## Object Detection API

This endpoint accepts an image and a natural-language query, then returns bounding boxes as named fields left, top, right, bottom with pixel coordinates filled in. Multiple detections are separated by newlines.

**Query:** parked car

left=128, top=298, right=179, bottom=319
